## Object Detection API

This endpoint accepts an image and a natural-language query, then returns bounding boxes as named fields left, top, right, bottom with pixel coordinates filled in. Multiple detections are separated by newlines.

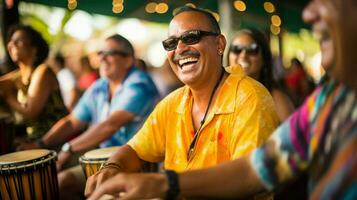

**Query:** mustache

left=173, top=50, right=200, bottom=63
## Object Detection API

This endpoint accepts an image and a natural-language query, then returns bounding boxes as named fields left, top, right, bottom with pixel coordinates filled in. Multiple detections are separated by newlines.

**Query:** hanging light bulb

left=145, top=2, right=157, bottom=13
left=156, top=2, right=168, bottom=14
left=112, top=0, right=124, bottom=13
left=263, top=2, right=275, bottom=13
left=68, top=0, right=77, bottom=10
left=234, top=0, right=246, bottom=12
left=270, top=24, right=281, bottom=35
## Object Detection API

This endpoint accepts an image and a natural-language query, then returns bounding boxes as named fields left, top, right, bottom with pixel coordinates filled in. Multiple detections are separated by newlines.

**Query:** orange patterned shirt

left=128, top=65, right=279, bottom=172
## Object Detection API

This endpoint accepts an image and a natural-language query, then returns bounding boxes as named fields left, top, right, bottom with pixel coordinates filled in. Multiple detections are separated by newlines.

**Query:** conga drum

left=79, top=147, right=119, bottom=179
left=0, top=149, right=59, bottom=200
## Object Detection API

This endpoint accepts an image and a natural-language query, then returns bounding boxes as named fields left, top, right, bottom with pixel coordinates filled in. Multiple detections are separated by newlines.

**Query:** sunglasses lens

left=231, top=46, right=242, bottom=54
left=162, top=30, right=217, bottom=51
left=231, top=44, right=259, bottom=55
left=181, top=32, right=201, bottom=45
left=98, top=50, right=129, bottom=57
left=162, top=38, right=178, bottom=51
left=246, top=44, right=259, bottom=54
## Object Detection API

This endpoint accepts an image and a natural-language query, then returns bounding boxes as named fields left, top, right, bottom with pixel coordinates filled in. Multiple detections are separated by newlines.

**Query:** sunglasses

left=229, top=43, right=260, bottom=55
left=162, top=30, right=219, bottom=51
left=97, top=49, right=130, bottom=57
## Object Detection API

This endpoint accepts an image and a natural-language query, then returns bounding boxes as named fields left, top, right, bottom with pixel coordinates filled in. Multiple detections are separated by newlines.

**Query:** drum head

left=83, top=147, right=119, bottom=160
left=0, top=149, right=52, bottom=165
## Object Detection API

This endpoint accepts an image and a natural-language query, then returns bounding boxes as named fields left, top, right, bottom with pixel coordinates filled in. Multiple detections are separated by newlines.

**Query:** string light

left=68, top=0, right=77, bottom=10
left=156, top=2, right=168, bottom=14
left=113, top=4, right=124, bottom=13
left=145, top=2, right=157, bottom=13
left=270, top=24, right=281, bottom=35
left=263, top=2, right=275, bottom=13
left=271, top=15, right=281, bottom=27
left=112, top=0, right=124, bottom=13
left=234, top=0, right=246, bottom=12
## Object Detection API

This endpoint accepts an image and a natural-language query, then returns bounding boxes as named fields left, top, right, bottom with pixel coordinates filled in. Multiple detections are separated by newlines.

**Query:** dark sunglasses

left=162, top=30, right=219, bottom=51
left=97, top=49, right=130, bottom=57
left=229, top=43, right=260, bottom=55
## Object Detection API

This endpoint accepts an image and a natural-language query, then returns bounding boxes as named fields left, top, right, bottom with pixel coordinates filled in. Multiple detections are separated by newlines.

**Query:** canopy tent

left=21, top=0, right=309, bottom=33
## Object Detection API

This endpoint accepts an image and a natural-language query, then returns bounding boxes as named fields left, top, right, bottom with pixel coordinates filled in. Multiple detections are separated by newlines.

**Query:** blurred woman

left=227, top=29, right=294, bottom=122
left=76, top=56, right=98, bottom=92
left=0, top=25, right=67, bottom=140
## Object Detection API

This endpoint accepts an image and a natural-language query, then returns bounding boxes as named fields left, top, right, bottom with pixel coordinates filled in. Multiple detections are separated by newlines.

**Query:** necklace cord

left=187, top=69, right=225, bottom=159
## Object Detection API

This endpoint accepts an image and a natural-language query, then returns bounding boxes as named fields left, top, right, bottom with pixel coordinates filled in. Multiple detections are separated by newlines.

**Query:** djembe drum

left=79, top=147, right=119, bottom=179
left=79, top=147, right=158, bottom=180
left=0, top=149, right=59, bottom=200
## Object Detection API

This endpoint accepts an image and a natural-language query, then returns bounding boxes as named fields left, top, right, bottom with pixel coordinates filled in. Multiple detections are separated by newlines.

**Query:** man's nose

left=175, top=39, right=190, bottom=54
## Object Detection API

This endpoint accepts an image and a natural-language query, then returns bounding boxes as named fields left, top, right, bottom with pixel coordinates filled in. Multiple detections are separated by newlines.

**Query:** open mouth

left=178, top=57, right=199, bottom=69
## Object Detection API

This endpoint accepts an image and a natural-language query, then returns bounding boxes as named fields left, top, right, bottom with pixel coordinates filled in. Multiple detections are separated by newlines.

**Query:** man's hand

left=85, top=167, right=122, bottom=197
left=87, top=173, right=168, bottom=200
left=56, top=151, right=71, bottom=171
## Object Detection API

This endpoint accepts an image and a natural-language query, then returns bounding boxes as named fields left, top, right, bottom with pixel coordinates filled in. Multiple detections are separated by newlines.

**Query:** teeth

left=238, top=61, right=250, bottom=68
left=178, top=57, right=198, bottom=66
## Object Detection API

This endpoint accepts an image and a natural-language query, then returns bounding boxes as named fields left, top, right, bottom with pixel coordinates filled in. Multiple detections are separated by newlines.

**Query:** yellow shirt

left=128, top=65, right=279, bottom=172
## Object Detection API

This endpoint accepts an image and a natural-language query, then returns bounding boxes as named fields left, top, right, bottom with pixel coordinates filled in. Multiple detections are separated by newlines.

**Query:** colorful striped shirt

left=251, top=77, right=357, bottom=199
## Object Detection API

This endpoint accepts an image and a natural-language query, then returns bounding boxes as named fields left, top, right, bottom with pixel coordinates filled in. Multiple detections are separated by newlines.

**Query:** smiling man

left=86, top=0, right=357, bottom=200
left=85, top=6, right=279, bottom=197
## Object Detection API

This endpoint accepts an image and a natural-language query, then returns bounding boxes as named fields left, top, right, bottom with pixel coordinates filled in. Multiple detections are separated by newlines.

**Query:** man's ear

left=216, top=34, right=227, bottom=55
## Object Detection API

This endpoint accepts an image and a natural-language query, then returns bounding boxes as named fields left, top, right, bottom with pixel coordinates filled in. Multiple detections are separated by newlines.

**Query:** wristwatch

left=61, top=142, right=73, bottom=154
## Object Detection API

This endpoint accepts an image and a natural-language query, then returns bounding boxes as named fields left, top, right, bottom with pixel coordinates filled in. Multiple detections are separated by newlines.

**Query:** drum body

left=79, top=147, right=119, bottom=179
left=0, top=149, right=59, bottom=200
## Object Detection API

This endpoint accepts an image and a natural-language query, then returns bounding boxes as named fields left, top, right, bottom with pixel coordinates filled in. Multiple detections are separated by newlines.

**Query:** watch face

left=62, top=143, right=71, bottom=152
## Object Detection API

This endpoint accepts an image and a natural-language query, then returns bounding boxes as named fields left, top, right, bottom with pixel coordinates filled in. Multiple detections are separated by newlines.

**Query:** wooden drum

left=0, top=149, right=59, bottom=200
left=79, top=147, right=119, bottom=179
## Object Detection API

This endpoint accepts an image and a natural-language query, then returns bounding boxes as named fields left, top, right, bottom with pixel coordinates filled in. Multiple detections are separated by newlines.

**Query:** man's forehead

left=168, top=11, right=211, bottom=36
left=105, top=39, right=122, bottom=49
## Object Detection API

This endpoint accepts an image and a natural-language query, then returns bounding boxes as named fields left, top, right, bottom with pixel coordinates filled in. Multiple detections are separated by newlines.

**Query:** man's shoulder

left=125, top=67, right=154, bottom=85
left=239, top=76, right=270, bottom=95
left=83, top=78, right=108, bottom=94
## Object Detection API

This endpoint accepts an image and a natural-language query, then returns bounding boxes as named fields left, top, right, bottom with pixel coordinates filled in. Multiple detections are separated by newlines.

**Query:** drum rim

left=79, top=156, right=108, bottom=164
left=0, top=150, right=57, bottom=170
left=79, top=147, right=120, bottom=164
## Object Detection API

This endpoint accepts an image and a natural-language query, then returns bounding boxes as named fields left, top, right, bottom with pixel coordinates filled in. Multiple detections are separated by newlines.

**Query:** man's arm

left=69, top=109, right=135, bottom=153
left=180, top=157, right=265, bottom=199
left=41, top=114, right=85, bottom=146
left=55, top=109, right=135, bottom=170
left=86, top=156, right=266, bottom=200
left=16, top=114, right=84, bottom=150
